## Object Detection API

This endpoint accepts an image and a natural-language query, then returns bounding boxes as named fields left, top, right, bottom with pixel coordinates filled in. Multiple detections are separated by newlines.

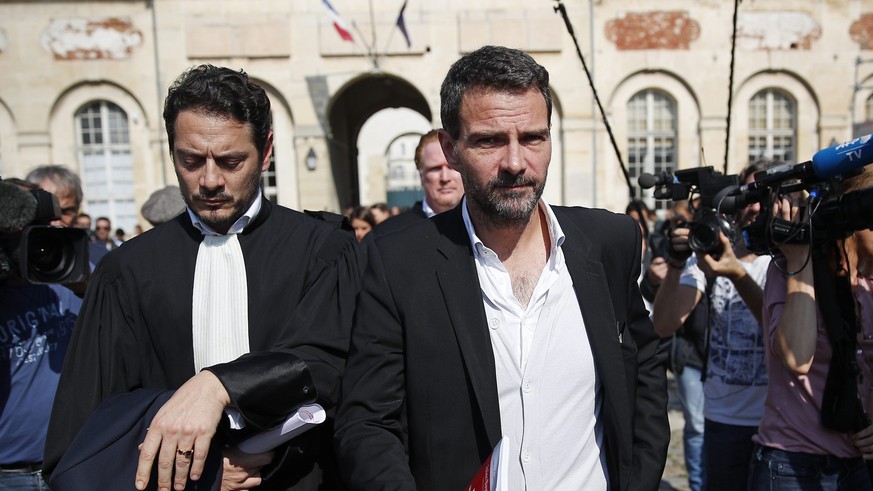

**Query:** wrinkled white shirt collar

left=460, top=196, right=565, bottom=260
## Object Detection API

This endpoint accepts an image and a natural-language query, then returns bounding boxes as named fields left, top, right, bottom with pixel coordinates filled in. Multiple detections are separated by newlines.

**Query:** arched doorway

left=328, top=73, right=431, bottom=208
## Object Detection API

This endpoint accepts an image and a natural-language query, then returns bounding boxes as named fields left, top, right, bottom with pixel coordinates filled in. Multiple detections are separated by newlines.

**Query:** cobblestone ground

left=660, top=372, right=691, bottom=491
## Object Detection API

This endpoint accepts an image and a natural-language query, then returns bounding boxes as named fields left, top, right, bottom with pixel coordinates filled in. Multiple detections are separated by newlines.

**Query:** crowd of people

left=628, top=160, right=873, bottom=491
left=1, top=43, right=872, bottom=491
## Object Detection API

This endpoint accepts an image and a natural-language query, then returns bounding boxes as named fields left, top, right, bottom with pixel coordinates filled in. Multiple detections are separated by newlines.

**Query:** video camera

left=639, top=134, right=873, bottom=257
left=726, top=134, right=873, bottom=254
left=0, top=178, right=89, bottom=284
left=639, top=166, right=740, bottom=256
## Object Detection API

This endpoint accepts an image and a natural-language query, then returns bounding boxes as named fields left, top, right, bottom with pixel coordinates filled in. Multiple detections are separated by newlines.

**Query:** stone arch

left=545, top=86, right=565, bottom=206
left=48, top=80, right=154, bottom=224
left=852, top=72, right=873, bottom=133
left=609, top=70, right=702, bottom=209
left=49, top=80, right=151, bottom=172
left=327, top=72, right=431, bottom=208
left=357, top=108, right=431, bottom=208
left=0, top=97, right=17, bottom=177
left=732, top=70, right=820, bottom=170
left=251, top=77, right=299, bottom=209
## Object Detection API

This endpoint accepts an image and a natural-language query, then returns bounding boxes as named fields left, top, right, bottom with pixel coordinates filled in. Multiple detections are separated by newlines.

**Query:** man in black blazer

left=375, top=129, right=464, bottom=235
left=334, top=46, right=669, bottom=490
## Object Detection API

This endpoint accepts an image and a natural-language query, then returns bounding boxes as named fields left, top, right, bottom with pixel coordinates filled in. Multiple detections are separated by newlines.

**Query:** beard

left=462, top=169, right=546, bottom=229
left=177, top=166, right=262, bottom=233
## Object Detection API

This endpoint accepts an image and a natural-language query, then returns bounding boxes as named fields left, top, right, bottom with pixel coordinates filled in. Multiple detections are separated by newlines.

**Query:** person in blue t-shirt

left=0, top=166, right=90, bottom=490
left=0, top=283, right=80, bottom=489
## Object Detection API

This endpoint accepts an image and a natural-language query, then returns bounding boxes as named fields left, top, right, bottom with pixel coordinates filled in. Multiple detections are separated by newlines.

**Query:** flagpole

left=351, top=20, right=378, bottom=70
left=382, top=0, right=406, bottom=53
left=383, top=22, right=397, bottom=54
left=368, top=0, right=380, bottom=69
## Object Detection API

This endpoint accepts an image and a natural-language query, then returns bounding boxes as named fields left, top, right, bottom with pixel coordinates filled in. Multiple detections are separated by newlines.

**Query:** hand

left=773, top=196, right=809, bottom=271
left=647, top=256, right=669, bottom=285
left=696, top=232, right=745, bottom=280
left=667, top=225, right=692, bottom=264
left=220, top=447, right=274, bottom=491
left=136, top=371, right=231, bottom=491
left=852, top=424, right=873, bottom=459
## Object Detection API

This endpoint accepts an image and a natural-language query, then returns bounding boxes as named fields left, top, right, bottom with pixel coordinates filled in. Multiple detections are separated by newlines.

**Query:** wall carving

left=40, top=17, right=142, bottom=60
left=605, top=11, right=700, bottom=50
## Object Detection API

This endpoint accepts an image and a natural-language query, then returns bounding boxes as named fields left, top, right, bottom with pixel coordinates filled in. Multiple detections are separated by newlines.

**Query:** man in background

left=0, top=166, right=90, bottom=489
left=652, top=164, right=770, bottom=491
left=73, top=213, right=92, bottom=231
left=376, top=129, right=464, bottom=234
left=92, top=216, right=116, bottom=252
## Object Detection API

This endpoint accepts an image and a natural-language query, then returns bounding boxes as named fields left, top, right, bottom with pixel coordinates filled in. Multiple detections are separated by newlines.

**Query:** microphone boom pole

left=553, top=1, right=635, bottom=198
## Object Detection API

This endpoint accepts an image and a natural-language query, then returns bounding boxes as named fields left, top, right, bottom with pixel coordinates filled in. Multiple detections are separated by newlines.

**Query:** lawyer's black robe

left=44, top=199, right=362, bottom=490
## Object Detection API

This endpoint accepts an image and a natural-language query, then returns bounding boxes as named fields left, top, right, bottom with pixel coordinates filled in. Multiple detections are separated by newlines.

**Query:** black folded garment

left=49, top=388, right=223, bottom=491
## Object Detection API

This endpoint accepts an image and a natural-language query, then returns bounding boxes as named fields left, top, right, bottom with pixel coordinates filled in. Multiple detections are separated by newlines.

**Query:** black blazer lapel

left=433, top=209, right=502, bottom=449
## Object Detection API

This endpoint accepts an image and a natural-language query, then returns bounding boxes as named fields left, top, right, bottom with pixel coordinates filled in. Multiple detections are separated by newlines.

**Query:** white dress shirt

left=462, top=198, right=608, bottom=490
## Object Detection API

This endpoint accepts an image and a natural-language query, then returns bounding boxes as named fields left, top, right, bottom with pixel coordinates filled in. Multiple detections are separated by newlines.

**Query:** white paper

left=237, top=404, right=325, bottom=454
left=224, top=407, right=246, bottom=430
left=491, top=436, right=509, bottom=491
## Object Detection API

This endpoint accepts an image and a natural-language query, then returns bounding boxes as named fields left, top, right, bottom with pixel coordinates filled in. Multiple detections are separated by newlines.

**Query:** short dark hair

left=440, top=45, right=552, bottom=140
left=413, top=130, right=441, bottom=170
left=163, top=65, right=272, bottom=161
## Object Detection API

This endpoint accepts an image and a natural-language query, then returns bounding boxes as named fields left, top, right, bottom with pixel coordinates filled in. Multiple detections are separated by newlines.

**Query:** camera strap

left=814, top=246, right=870, bottom=433
left=699, top=274, right=715, bottom=383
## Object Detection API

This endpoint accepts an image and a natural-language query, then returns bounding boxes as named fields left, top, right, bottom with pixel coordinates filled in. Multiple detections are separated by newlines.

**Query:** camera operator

left=25, top=165, right=108, bottom=266
left=642, top=200, right=708, bottom=491
left=0, top=175, right=83, bottom=490
left=748, top=168, right=873, bottom=490
left=652, top=163, right=771, bottom=491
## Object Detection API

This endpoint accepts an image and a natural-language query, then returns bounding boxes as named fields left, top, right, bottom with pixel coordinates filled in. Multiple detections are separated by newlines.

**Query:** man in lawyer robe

left=375, top=129, right=464, bottom=235
left=44, top=65, right=361, bottom=491
left=334, top=45, right=669, bottom=490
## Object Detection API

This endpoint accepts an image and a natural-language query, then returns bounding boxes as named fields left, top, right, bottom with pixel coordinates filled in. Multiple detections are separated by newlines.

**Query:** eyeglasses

left=96, top=225, right=111, bottom=230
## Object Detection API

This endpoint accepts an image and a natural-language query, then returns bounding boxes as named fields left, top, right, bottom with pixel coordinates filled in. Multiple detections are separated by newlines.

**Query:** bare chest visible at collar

left=503, top=248, right=548, bottom=308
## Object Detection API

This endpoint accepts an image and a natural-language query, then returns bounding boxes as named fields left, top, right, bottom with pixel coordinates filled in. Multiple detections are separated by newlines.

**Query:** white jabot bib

left=192, top=233, right=250, bottom=372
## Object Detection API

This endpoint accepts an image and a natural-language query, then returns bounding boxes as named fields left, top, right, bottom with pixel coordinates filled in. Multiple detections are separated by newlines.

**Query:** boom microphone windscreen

left=0, top=180, right=38, bottom=232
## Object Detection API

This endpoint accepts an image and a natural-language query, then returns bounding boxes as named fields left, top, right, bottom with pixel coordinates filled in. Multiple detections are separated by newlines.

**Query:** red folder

left=466, top=437, right=509, bottom=491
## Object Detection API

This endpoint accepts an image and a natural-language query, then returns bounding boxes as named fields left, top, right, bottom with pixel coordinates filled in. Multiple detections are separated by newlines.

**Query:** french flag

left=323, top=0, right=354, bottom=42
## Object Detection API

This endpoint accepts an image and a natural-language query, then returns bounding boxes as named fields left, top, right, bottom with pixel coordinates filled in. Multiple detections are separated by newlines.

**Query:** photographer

left=0, top=176, right=83, bottom=490
left=652, top=164, right=771, bottom=491
left=749, top=168, right=873, bottom=490
left=643, top=200, right=707, bottom=491
left=25, top=165, right=108, bottom=266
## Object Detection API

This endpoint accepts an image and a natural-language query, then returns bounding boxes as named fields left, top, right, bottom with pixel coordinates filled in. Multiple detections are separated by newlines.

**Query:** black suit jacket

left=334, top=204, right=669, bottom=490
left=45, top=199, right=363, bottom=489
left=373, top=201, right=428, bottom=236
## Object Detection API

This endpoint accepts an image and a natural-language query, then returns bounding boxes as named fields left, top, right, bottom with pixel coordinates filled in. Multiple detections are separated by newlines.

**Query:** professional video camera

left=639, top=134, right=873, bottom=257
left=638, top=166, right=740, bottom=256
left=0, top=178, right=89, bottom=284
left=722, top=134, right=873, bottom=255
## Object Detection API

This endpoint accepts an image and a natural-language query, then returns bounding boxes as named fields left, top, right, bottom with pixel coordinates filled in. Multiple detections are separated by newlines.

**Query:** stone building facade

left=1, top=0, right=872, bottom=231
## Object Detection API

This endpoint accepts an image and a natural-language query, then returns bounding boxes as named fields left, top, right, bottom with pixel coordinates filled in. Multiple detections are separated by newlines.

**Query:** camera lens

left=688, top=212, right=728, bottom=255
left=27, top=231, right=74, bottom=281
left=21, top=226, right=89, bottom=284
